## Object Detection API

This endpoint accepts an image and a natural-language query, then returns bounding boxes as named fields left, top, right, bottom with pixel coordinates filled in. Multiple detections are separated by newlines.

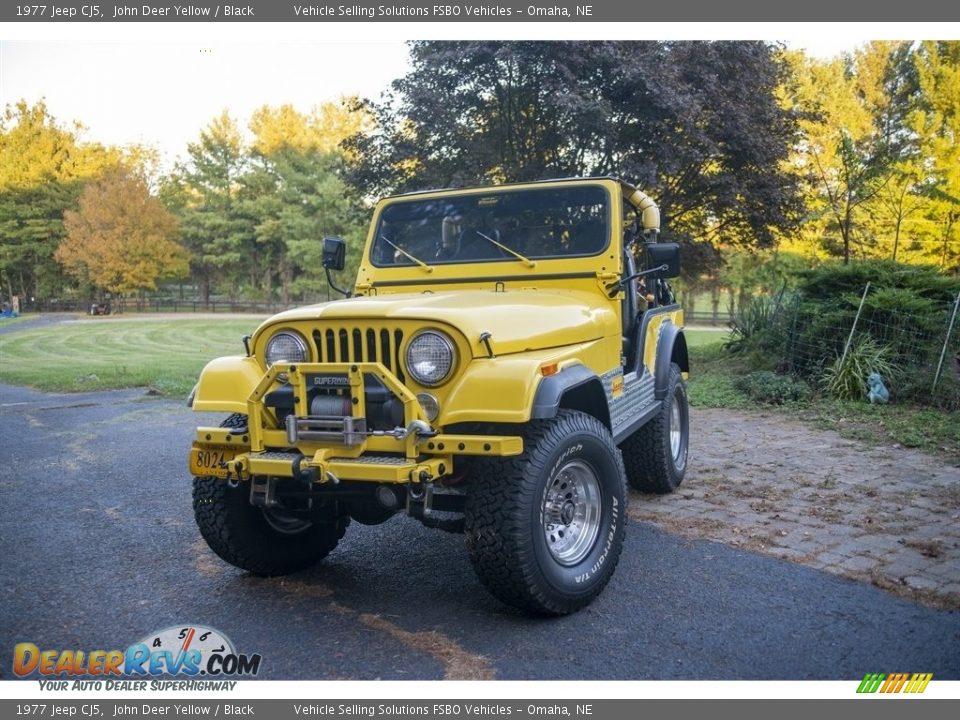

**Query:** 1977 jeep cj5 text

left=189, top=177, right=690, bottom=615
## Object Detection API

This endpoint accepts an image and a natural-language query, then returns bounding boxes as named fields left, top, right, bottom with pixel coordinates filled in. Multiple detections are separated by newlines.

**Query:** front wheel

left=193, top=476, right=350, bottom=576
left=192, top=414, right=348, bottom=576
left=464, top=410, right=627, bottom=616
left=620, top=362, right=689, bottom=493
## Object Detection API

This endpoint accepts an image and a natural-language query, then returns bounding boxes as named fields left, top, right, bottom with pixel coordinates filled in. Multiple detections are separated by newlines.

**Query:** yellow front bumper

left=189, top=361, right=522, bottom=484
left=189, top=432, right=522, bottom=484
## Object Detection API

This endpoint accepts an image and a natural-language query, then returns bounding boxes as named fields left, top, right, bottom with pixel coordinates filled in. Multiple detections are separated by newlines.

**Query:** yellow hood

left=258, top=289, right=616, bottom=358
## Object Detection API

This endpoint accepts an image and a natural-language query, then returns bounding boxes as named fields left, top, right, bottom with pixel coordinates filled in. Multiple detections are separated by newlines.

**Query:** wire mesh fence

left=749, top=286, right=960, bottom=409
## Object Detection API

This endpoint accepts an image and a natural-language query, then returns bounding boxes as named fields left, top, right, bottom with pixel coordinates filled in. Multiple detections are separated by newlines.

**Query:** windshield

left=371, top=185, right=609, bottom=267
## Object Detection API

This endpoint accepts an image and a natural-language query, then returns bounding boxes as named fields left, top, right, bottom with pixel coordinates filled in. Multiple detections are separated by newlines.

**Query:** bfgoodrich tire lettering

left=620, top=362, right=688, bottom=493
left=464, top=410, right=627, bottom=615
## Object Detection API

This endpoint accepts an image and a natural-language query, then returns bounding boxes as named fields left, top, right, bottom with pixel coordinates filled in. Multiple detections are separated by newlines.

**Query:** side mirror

left=645, top=242, right=680, bottom=279
left=322, top=237, right=346, bottom=271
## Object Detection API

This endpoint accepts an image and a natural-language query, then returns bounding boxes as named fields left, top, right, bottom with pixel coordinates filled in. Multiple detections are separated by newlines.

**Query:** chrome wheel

left=670, top=393, right=683, bottom=461
left=542, top=459, right=602, bottom=566
left=262, top=509, right=312, bottom=535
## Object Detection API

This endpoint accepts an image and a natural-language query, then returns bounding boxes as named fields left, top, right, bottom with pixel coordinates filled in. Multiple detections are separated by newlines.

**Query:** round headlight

left=405, top=331, right=456, bottom=386
left=264, top=331, right=308, bottom=368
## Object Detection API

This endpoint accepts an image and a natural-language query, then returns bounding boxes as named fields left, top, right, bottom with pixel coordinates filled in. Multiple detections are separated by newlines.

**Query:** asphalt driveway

left=1, top=383, right=958, bottom=680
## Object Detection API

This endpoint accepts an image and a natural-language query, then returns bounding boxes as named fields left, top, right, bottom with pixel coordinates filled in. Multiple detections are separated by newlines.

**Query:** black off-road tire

left=192, top=415, right=349, bottom=576
left=620, top=362, right=689, bottom=494
left=464, top=410, right=627, bottom=616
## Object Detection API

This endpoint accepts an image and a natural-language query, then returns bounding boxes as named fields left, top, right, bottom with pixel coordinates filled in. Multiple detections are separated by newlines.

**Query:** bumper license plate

left=189, top=444, right=238, bottom=479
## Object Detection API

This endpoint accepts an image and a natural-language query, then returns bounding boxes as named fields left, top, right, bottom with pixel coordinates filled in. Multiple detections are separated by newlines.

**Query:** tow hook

left=398, top=420, right=434, bottom=441
left=369, top=420, right=436, bottom=441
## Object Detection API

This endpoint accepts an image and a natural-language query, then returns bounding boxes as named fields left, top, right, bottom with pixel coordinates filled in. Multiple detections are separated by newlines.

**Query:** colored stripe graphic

left=881, top=673, right=907, bottom=693
left=905, top=673, right=933, bottom=693
left=857, top=672, right=931, bottom=694
left=857, top=673, right=885, bottom=693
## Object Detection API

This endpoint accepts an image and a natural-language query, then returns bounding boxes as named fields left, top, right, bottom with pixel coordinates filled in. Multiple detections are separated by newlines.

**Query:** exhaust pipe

left=625, top=187, right=660, bottom=241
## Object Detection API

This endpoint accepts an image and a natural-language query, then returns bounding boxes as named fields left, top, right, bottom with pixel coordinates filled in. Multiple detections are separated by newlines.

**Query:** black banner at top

left=3, top=0, right=960, bottom=22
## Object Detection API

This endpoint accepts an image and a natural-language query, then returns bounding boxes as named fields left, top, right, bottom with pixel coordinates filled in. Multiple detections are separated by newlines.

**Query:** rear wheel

left=620, top=362, right=688, bottom=493
left=465, top=410, right=627, bottom=615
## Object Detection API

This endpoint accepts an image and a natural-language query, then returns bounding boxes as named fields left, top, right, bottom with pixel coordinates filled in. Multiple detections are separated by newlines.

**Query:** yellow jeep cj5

left=189, top=177, right=689, bottom=615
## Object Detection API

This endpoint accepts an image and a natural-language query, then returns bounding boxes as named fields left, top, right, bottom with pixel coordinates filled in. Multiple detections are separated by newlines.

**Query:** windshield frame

left=367, top=183, right=613, bottom=270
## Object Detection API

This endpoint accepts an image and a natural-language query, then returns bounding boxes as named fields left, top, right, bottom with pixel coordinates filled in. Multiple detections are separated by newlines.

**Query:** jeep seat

left=457, top=228, right=501, bottom=261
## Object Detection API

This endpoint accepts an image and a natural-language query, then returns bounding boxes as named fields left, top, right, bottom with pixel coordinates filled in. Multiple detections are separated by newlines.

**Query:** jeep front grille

left=312, top=326, right=406, bottom=383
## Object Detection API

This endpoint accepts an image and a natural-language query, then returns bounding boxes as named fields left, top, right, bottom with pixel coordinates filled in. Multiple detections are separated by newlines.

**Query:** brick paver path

left=630, top=408, right=960, bottom=608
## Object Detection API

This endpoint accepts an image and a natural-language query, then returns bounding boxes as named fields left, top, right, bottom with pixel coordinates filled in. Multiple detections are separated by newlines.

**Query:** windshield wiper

left=474, top=231, right=536, bottom=268
left=379, top=234, right=433, bottom=273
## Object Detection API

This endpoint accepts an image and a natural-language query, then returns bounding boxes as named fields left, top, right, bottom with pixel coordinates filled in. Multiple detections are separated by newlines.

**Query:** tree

left=817, top=130, right=891, bottom=263
left=0, top=100, right=120, bottom=304
left=785, top=46, right=904, bottom=264
left=165, top=111, right=247, bottom=303
left=240, top=105, right=368, bottom=302
left=249, top=98, right=372, bottom=157
left=781, top=42, right=950, bottom=266
left=268, top=150, right=366, bottom=300
left=910, top=41, right=960, bottom=273
left=166, top=105, right=371, bottom=305
left=56, top=169, right=187, bottom=296
left=348, top=41, right=802, bottom=267
left=874, top=165, right=927, bottom=262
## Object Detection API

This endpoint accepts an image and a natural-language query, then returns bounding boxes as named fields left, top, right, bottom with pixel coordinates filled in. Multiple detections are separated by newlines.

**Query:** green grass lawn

left=0, top=317, right=261, bottom=397
left=2, top=316, right=954, bottom=461
left=0, top=319, right=726, bottom=399
left=683, top=328, right=728, bottom=348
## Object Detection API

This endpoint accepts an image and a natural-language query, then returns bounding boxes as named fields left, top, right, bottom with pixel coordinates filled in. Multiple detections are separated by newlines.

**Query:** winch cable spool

left=310, top=394, right=353, bottom=417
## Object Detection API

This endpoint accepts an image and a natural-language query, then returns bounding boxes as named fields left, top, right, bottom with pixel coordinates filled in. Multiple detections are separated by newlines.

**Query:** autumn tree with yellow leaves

left=57, top=169, right=188, bottom=297
left=911, top=41, right=960, bottom=271
left=781, top=41, right=960, bottom=271
left=0, top=100, right=122, bottom=304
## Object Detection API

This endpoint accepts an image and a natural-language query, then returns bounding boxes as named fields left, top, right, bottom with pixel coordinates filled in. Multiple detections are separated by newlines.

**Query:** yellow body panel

left=256, top=289, right=617, bottom=360
left=642, top=308, right=685, bottom=376
left=441, top=340, right=611, bottom=424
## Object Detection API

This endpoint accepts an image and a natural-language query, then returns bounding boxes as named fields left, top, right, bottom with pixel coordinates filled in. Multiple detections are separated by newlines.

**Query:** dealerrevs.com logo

left=14, top=625, right=261, bottom=690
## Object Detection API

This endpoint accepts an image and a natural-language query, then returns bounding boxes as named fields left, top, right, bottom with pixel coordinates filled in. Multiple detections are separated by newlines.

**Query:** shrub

left=796, top=260, right=960, bottom=304
left=725, top=295, right=784, bottom=355
left=735, top=370, right=809, bottom=405
left=900, top=362, right=960, bottom=411
left=770, top=261, right=958, bottom=405
left=821, top=337, right=901, bottom=401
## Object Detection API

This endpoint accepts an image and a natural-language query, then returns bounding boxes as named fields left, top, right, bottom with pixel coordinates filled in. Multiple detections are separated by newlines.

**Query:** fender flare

left=531, top=365, right=607, bottom=423
left=654, top=323, right=689, bottom=400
